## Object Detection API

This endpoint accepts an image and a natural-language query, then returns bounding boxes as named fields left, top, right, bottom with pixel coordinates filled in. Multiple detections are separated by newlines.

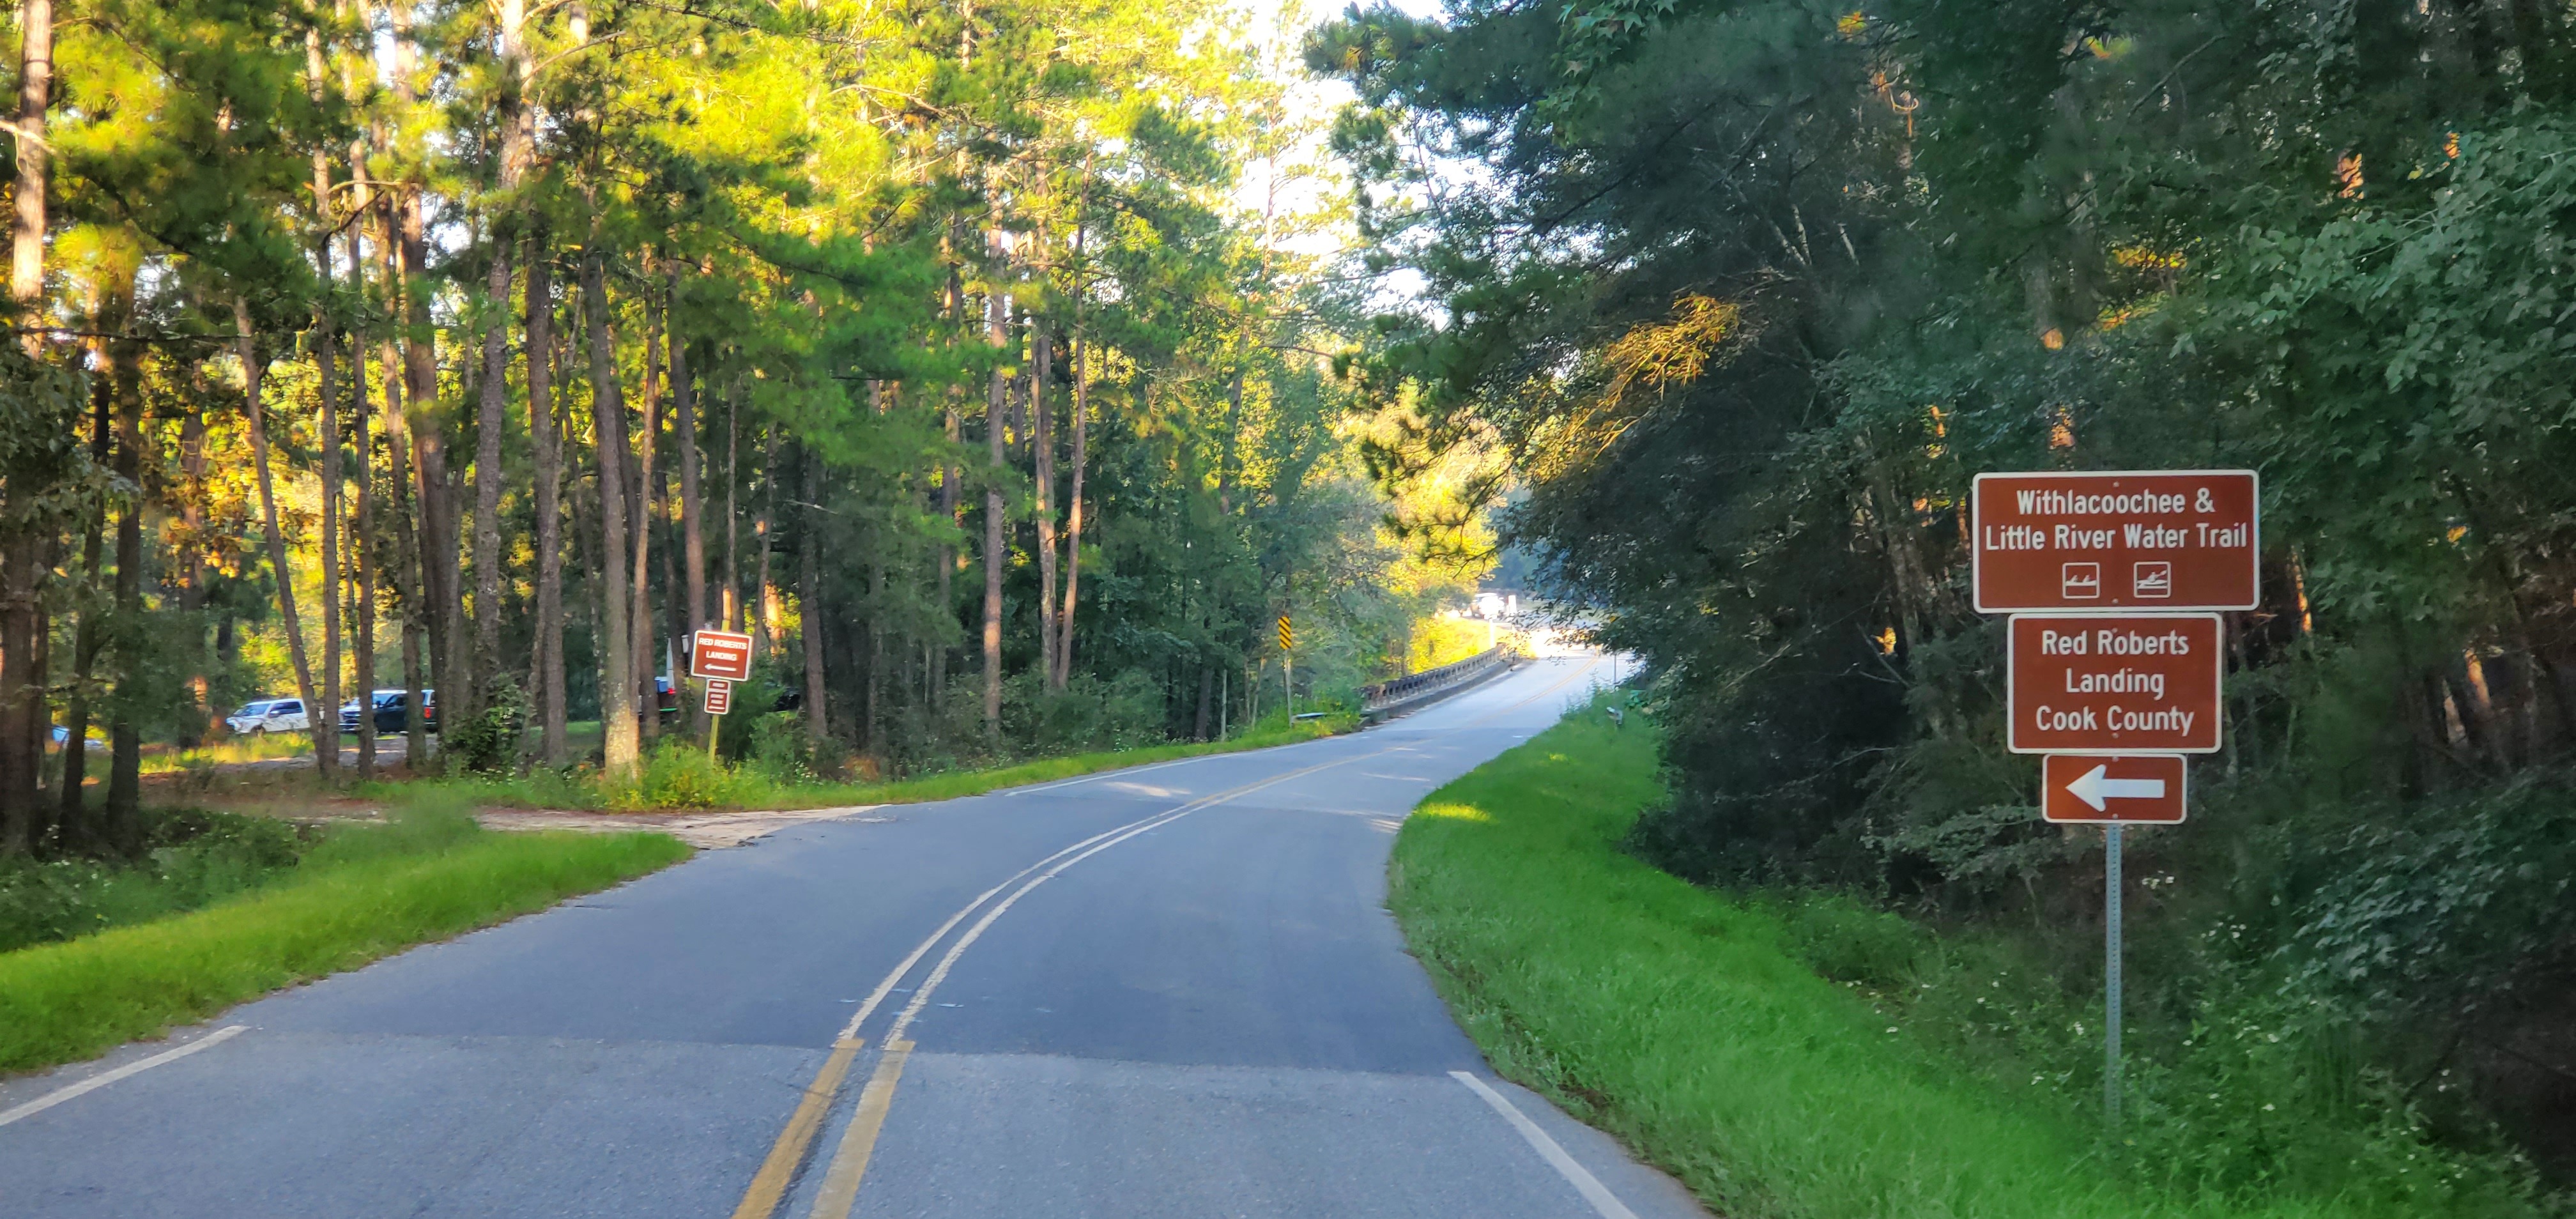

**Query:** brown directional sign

left=1974, top=471, right=2258, bottom=612
left=689, top=629, right=755, bottom=682
left=2008, top=613, right=2223, bottom=754
left=703, top=678, right=734, bottom=716
left=2043, top=753, right=2187, bottom=824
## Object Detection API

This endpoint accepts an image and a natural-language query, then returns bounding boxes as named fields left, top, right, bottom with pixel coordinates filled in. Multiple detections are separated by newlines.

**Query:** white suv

left=225, top=698, right=310, bottom=737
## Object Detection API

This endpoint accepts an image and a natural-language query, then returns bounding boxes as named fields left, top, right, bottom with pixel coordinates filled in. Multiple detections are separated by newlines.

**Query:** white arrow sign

left=2065, top=763, right=2166, bottom=811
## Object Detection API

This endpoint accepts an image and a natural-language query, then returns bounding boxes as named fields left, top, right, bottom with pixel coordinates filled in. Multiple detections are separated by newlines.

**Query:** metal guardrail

left=1361, top=646, right=1517, bottom=717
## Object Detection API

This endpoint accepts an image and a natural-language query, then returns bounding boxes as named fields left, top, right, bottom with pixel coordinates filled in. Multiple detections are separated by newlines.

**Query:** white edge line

left=1450, top=1071, right=1642, bottom=1219
left=0, top=1025, right=249, bottom=1128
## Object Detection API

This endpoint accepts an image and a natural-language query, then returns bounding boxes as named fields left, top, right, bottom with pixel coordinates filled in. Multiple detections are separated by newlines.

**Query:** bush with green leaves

left=0, top=808, right=313, bottom=953
left=441, top=680, right=529, bottom=776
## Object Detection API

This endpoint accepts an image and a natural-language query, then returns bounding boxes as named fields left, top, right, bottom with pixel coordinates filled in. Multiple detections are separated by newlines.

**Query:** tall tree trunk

left=937, top=403, right=957, bottom=702
left=104, top=281, right=145, bottom=822
left=723, top=377, right=739, bottom=632
left=528, top=233, right=566, bottom=765
left=1193, top=664, right=1213, bottom=742
left=669, top=267, right=707, bottom=740
left=236, top=300, right=327, bottom=784
left=0, top=538, right=36, bottom=853
left=755, top=425, right=778, bottom=654
left=471, top=238, right=510, bottom=727
left=349, top=298, right=378, bottom=781
left=866, top=560, right=884, bottom=756
left=474, top=0, right=532, bottom=753
left=57, top=376, right=107, bottom=836
left=802, top=447, right=829, bottom=746
left=470, top=0, right=531, bottom=729
left=305, top=81, right=345, bottom=780
left=24, top=544, right=46, bottom=841
left=392, top=0, right=464, bottom=730
left=1033, top=328, right=1058, bottom=689
left=1055, top=330, right=1087, bottom=687
left=374, top=193, right=429, bottom=769
left=982, top=289, right=1006, bottom=733
left=177, top=367, right=210, bottom=744
left=1, top=0, right=56, bottom=846
left=660, top=467, right=680, bottom=735
left=634, top=275, right=661, bottom=744
left=583, top=244, right=639, bottom=779
left=394, top=245, right=450, bottom=752
left=337, top=4, right=376, bottom=778
left=11, top=0, right=50, bottom=344
left=315, top=321, right=344, bottom=781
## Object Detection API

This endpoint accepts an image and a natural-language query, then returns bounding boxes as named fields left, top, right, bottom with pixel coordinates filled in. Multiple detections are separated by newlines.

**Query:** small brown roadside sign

left=1974, top=470, right=2258, bottom=612
left=689, top=629, right=755, bottom=682
left=2043, top=754, right=2187, bottom=824
left=2008, top=613, right=2223, bottom=754
left=703, top=678, right=734, bottom=716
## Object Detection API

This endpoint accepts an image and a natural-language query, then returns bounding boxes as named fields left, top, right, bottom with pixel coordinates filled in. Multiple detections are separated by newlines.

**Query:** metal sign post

left=689, top=630, right=753, bottom=766
left=2104, top=822, right=2124, bottom=1126
left=1278, top=616, right=1294, bottom=722
left=701, top=679, right=733, bottom=763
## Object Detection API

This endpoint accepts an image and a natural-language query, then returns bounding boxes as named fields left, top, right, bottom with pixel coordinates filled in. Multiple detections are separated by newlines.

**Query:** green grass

left=1390, top=700, right=2395, bottom=1219
left=138, top=731, right=321, bottom=775
left=0, top=811, right=688, bottom=1073
left=401, top=712, right=1358, bottom=813
left=790, top=714, right=1356, bottom=807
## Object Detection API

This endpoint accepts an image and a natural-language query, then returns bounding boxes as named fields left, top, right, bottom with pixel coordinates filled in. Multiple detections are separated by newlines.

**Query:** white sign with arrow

left=2043, top=754, right=2187, bottom=824
left=2066, top=764, right=2163, bottom=811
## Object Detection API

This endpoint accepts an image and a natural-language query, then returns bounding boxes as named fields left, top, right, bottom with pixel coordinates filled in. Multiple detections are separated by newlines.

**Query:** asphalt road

left=0, top=656, right=1709, bottom=1219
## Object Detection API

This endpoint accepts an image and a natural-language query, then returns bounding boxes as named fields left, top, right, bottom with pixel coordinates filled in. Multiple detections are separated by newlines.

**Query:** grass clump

left=1390, top=698, right=2543, bottom=1219
left=0, top=798, right=687, bottom=1073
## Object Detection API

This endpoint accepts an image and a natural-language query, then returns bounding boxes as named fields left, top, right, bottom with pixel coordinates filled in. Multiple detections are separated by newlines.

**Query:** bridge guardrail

left=1360, top=646, right=1519, bottom=721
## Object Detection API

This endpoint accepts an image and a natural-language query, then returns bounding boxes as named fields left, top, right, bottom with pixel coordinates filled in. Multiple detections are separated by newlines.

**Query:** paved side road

left=0, top=657, right=1711, bottom=1219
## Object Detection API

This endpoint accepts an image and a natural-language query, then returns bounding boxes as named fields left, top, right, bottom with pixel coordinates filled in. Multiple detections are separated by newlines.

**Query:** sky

left=1221, top=0, right=1446, bottom=303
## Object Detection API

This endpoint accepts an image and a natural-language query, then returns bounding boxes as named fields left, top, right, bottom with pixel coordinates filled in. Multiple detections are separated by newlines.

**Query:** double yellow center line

left=728, top=744, right=1398, bottom=1219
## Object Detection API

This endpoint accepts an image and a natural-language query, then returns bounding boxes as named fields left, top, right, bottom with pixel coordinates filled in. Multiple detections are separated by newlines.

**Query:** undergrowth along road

left=0, top=811, right=687, bottom=1073
left=1389, top=697, right=2467, bottom=1219
left=386, top=710, right=1358, bottom=813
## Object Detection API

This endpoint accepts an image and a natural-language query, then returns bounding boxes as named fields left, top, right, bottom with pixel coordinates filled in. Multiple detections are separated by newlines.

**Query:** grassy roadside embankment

left=1391, top=701, right=2412, bottom=1219
left=394, top=710, right=1359, bottom=813
left=0, top=808, right=687, bottom=1074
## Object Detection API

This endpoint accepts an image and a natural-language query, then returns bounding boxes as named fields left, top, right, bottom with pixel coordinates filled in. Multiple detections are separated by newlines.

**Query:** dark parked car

left=341, top=688, right=437, bottom=734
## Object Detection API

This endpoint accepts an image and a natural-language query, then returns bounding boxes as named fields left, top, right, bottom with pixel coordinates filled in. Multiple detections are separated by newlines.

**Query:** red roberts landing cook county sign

left=1974, top=470, right=2258, bottom=611
left=2008, top=613, right=2223, bottom=754
left=689, top=629, right=755, bottom=682
left=2043, top=754, right=2188, bottom=824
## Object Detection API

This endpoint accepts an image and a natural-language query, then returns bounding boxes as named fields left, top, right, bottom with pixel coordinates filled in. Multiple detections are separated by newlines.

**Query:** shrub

left=744, top=710, right=820, bottom=783
left=615, top=740, right=765, bottom=809
left=0, top=808, right=317, bottom=954
left=441, top=680, right=528, bottom=774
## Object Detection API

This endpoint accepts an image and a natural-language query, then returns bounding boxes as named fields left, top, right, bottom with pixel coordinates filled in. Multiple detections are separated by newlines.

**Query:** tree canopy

left=1315, top=0, right=2576, bottom=1194
left=0, top=0, right=1492, bottom=851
